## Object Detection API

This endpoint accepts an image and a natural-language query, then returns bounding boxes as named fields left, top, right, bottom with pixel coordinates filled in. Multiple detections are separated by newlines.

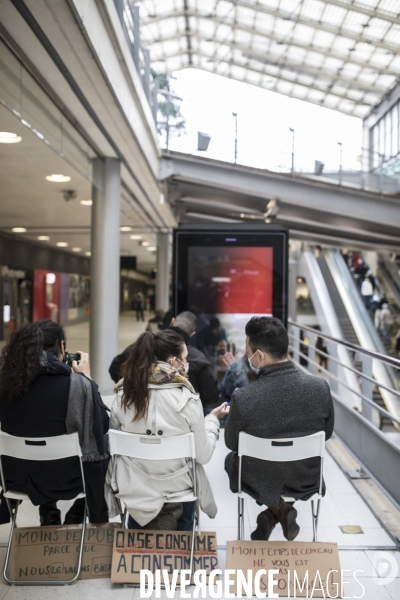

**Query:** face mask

left=248, top=351, right=262, bottom=375
left=174, top=357, right=189, bottom=375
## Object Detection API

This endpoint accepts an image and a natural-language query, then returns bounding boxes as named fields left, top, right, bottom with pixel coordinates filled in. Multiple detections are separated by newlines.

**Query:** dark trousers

left=136, top=309, right=144, bottom=321
left=127, top=501, right=195, bottom=531
left=40, top=497, right=107, bottom=524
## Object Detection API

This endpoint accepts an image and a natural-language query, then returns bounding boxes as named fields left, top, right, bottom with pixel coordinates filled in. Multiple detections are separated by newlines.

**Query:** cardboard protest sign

left=226, top=541, right=341, bottom=598
left=9, top=523, right=119, bottom=582
left=111, top=529, right=218, bottom=584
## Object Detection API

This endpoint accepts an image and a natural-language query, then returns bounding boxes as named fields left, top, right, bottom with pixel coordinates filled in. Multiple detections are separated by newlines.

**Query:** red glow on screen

left=214, top=247, right=273, bottom=314
left=188, top=246, right=273, bottom=315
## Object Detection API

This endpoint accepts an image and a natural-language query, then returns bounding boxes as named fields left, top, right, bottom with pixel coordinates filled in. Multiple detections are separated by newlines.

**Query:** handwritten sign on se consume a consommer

left=226, top=541, right=341, bottom=598
left=111, top=529, right=218, bottom=584
left=9, top=523, right=119, bottom=582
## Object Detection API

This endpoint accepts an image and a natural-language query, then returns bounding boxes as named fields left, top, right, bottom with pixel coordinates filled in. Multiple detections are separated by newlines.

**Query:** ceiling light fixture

left=72, top=247, right=82, bottom=252
left=120, top=226, right=132, bottom=232
left=46, top=174, right=71, bottom=182
left=85, top=251, right=92, bottom=256
left=130, top=235, right=142, bottom=240
left=80, top=199, right=93, bottom=206
left=0, top=132, right=22, bottom=144
left=147, top=246, right=157, bottom=251
left=56, top=242, right=68, bottom=247
left=141, top=241, right=150, bottom=246
left=12, top=227, right=27, bottom=233
left=38, top=236, right=50, bottom=241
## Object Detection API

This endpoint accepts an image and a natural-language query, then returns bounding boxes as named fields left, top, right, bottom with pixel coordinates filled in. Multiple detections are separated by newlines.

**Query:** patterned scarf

left=115, top=361, right=195, bottom=394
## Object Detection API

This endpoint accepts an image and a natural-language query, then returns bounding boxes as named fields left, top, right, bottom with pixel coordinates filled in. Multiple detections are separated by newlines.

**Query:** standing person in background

left=135, top=290, right=145, bottom=322
left=366, top=269, right=376, bottom=290
left=196, top=318, right=227, bottom=356
left=220, top=354, right=257, bottom=402
left=0, top=320, right=109, bottom=525
left=316, top=336, right=328, bottom=371
left=361, top=277, right=373, bottom=309
left=377, top=303, right=393, bottom=341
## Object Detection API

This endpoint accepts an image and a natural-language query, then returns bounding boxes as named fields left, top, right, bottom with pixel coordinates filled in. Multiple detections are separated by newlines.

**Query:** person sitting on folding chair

left=106, top=329, right=229, bottom=531
left=224, top=317, right=334, bottom=541
left=0, top=319, right=109, bottom=526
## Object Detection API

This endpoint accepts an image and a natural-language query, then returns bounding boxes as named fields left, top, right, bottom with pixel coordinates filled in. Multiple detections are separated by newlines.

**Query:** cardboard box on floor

left=111, top=529, right=218, bottom=584
left=226, top=540, right=341, bottom=598
left=8, top=523, right=120, bottom=582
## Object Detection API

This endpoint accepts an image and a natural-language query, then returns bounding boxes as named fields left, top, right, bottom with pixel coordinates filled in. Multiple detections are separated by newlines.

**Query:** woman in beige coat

left=105, top=329, right=229, bottom=530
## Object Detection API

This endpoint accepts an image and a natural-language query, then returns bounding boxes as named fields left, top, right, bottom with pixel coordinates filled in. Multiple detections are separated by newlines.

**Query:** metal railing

left=289, top=320, right=400, bottom=508
left=159, top=100, right=400, bottom=195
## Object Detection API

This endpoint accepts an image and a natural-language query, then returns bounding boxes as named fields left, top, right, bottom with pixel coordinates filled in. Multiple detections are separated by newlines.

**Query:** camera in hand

left=65, top=352, right=81, bottom=366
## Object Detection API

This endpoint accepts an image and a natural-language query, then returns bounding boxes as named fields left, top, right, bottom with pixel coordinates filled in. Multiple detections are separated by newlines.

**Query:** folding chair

left=0, top=431, right=87, bottom=586
left=108, top=430, right=199, bottom=580
left=237, top=431, right=325, bottom=542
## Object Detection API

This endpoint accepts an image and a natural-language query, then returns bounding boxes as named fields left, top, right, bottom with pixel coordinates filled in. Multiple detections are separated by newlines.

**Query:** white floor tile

left=365, top=550, right=400, bottom=578
left=338, top=550, right=378, bottom=578
left=342, top=576, right=392, bottom=599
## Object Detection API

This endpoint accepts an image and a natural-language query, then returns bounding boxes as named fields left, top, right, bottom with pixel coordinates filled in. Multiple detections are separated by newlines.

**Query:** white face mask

left=248, top=350, right=262, bottom=375
left=171, top=357, right=189, bottom=374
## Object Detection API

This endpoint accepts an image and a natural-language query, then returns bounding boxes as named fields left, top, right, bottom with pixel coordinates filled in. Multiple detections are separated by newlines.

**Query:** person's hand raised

left=221, top=352, right=235, bottom=367
left=72, top=351, right=91, bottom=379
left=210, top=402, right=230, bottom=419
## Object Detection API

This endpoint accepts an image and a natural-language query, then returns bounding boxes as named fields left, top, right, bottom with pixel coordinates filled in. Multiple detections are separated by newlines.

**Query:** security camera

left=62, top=190, right=78, bottom=201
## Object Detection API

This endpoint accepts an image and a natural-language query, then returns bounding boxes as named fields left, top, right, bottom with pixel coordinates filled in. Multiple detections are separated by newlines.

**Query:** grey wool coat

left=224, top=360, right=334, bottom=508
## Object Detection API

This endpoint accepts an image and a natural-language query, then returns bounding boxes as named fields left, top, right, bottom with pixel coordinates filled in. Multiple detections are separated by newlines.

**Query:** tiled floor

left=1, top=313, right=399, bottom=598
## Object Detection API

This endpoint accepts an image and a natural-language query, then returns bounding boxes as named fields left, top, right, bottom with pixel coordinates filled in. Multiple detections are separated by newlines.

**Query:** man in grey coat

left=225, top=316, right=334, bottom=541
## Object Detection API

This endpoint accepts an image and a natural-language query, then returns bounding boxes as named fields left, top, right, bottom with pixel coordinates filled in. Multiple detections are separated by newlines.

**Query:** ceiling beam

left=143, top=7, right=400, bottom=54
left=143, top=28, right=398, bottom=77
left=151, top=51, right=372, bottom=113
left=183, top=0, right=193, bottom=65
left=150, top=33, right=383, bottom=91
left=317, top=0, right=400, bottom=26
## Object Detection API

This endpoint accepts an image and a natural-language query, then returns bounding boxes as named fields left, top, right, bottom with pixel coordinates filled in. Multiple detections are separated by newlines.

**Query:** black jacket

left=108, top=326, right=219, bottom=408
left=0, top=355, right=109, bottom=522
left=224, top=360, right=334, bottom=508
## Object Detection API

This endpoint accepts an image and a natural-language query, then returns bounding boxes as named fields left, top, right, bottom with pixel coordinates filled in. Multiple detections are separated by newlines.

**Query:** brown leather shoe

left=278, top=503, right=300, bottom=541
left=251, top=508, right=278, bottom=541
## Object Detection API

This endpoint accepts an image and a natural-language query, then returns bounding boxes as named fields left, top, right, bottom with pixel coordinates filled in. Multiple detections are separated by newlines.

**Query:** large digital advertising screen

left=173, top=225, right=288, bottom=378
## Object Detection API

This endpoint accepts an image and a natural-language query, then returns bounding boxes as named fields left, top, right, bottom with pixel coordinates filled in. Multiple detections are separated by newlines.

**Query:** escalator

left=316, top=256, right=393, bottom=431
left=377, top=254, right=400, bottom=314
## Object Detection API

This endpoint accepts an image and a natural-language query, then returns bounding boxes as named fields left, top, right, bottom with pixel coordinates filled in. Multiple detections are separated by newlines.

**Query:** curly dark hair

left=0, top=319, right=66, bottom=403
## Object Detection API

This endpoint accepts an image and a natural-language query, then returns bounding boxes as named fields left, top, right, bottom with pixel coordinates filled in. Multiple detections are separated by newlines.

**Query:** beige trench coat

left=105, top=380, right=220, bottom=526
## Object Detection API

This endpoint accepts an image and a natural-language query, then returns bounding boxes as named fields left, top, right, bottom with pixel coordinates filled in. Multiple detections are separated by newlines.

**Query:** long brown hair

left=121, top=329, right=184, bottom=421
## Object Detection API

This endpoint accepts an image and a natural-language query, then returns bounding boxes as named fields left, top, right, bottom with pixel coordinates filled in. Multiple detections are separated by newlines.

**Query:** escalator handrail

left=289, top=319, right=400, bottom=369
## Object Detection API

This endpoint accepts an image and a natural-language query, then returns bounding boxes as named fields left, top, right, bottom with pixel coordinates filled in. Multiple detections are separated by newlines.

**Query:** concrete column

left=155, top=232, right=170, bottom=312
left=363, top=251, right=378, bottom=275
left=90, top=158, right=121, bottom=394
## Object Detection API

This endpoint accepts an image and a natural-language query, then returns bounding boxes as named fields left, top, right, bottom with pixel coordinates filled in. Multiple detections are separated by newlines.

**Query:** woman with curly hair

left=106, top=329, right=229, bottom=531
left=0, top=319, right=109, bottom=526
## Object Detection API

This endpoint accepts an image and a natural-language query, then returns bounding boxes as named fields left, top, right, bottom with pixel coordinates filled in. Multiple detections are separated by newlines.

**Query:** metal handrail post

left=308, top=336, right=316, bottom=375
left=357, top=352, right=373, bottom=422
left=291, top=324, right=300, bottom=364
left=327, top=341, right=338, bottom=396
